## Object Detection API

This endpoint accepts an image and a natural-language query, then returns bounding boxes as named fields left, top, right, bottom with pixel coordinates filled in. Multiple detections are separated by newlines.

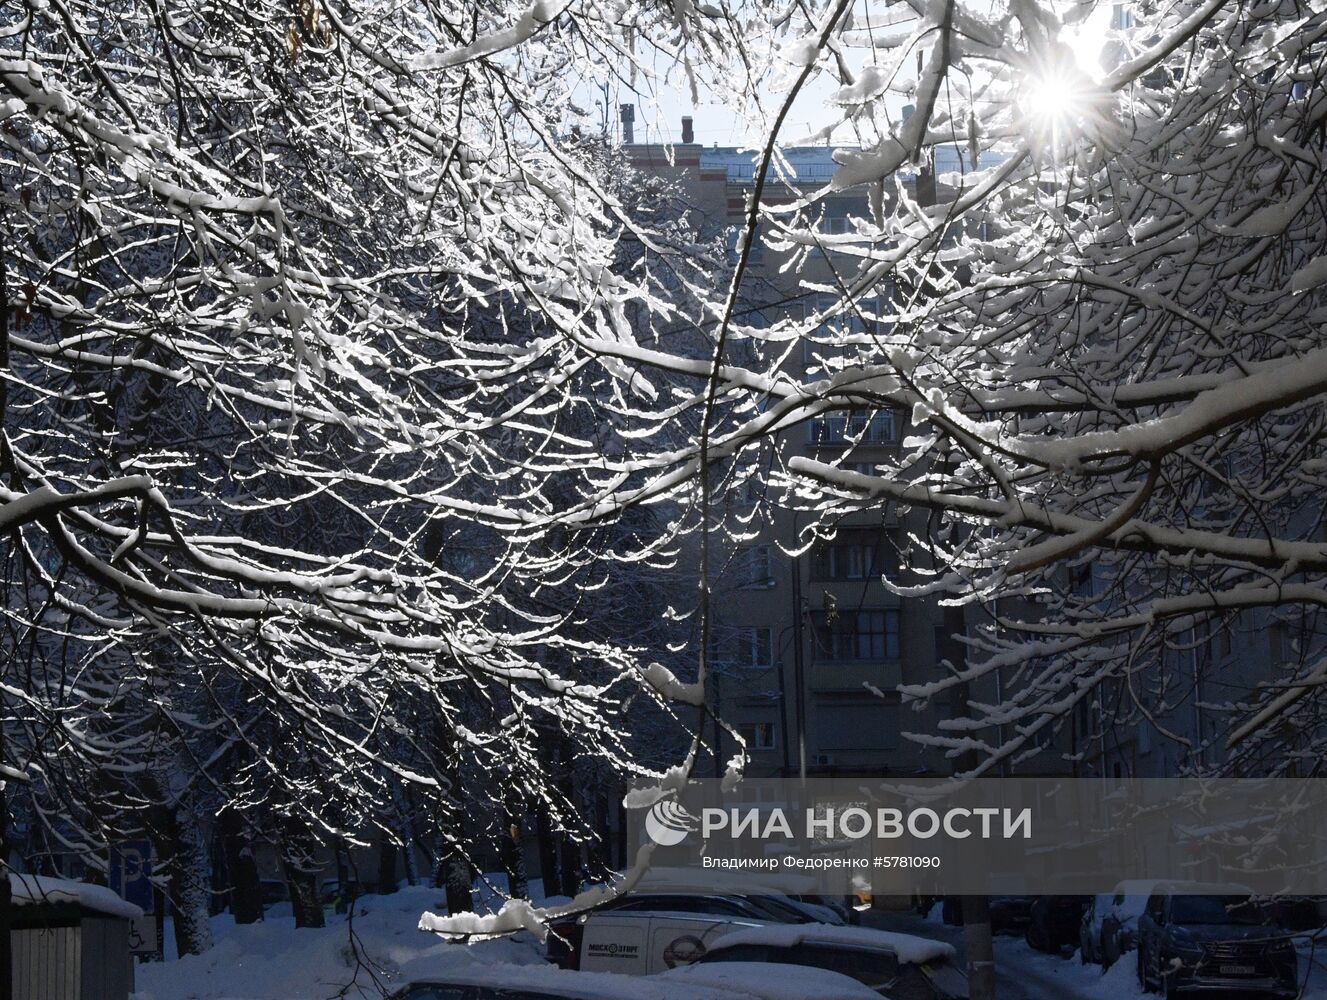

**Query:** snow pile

left=133, top=885, right=548, bottom=1000
left=707, top=922, right=956, bottom=965
left=10, top=873, right=143, bottom=920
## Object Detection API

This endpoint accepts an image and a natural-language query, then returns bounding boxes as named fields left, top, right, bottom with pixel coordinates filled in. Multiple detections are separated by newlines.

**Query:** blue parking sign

left=109, top=840, right=154, bottom=914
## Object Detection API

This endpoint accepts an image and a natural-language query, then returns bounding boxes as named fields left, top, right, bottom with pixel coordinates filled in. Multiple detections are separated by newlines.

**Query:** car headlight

left=1170, top=936, right=1204, bottom=961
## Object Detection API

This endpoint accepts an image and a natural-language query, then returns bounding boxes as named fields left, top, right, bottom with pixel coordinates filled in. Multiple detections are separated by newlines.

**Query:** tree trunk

left=402, top=837, right=419, bottom=887
left=439, top=839, right=472, bottom=916
left=280, top=817, right=325, bottom=929
left=554, top=734, right=581, bottom=897
left=283, top=863, right=324, bottom=929
left=534, top=798, right=562, bottom=899
left=166, top=801, right=214, bottom=956
left=376, top=838, right=399, bottom=895
left=962, top=895, right=997, bottom=1000
left=499, top=798, right=528, bottom=900
left=0, top=714, right=11, bottom=1000
left=219, top=811, right=263, bottom=924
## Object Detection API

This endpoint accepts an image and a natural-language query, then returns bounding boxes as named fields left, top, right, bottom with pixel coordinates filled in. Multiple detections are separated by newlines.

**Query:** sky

left=591, top=0, right=1117, bottom=149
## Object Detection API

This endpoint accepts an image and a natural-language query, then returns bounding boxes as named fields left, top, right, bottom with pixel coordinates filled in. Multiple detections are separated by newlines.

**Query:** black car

left=1136, top=882, right=1298, bottom=999
left=940, top=895, right=1035, bottom=933
left=989, top=896, right=1036, bottom=934
left=1025, top=895, right=1090, bottom=954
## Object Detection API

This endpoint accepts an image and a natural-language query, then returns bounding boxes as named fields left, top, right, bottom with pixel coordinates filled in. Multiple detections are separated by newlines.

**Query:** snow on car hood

left=705, top=921, right=957, bottom=965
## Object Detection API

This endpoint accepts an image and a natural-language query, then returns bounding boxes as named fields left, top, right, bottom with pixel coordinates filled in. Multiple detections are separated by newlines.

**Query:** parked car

left=391, top=960, right=881, bottom=1000
left=1079, top=894, right=1113, bottom=965
left=319, top=878, right=363, bottom=912
left=1025, top=895, right=1089, bottom=953
left=940, top=895, right=1034, bottom=933
left=1097, top=880, right=1159, bottom=967
left=547, top=892, right=780, bottom=972
left=1136, top=881, right=1298, bottom=998
left=1262, top=894, right=1327, bottom=933
left=259, top=879, right=289, bottom=907
left=988, top=896, right=1036, bottom=934
left=749, top=894, right=845, bottom=926
left=693, top=922, right=968, bottom=999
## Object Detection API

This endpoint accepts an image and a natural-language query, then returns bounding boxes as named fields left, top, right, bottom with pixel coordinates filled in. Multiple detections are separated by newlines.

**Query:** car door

left=647, top=914, right=762, bottom=974
left=578, top=911, right=650, bottom=974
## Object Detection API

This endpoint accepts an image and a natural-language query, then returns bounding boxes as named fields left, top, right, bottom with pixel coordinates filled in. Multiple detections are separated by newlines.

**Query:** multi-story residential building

left=623, top=116, right=1057, bottom=782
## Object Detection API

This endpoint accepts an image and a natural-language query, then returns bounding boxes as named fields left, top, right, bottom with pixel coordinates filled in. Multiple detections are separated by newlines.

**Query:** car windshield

left=748, top=896, right=816, bottom=923
left=1170, top=895, right=1264, bottom=925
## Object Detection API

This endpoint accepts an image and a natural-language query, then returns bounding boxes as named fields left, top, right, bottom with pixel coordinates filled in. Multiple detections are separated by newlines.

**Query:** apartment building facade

left=624, top=123, right=1018, bottom=782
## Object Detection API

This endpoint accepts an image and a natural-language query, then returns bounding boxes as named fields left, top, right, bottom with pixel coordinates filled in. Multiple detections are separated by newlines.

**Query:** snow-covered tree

left=6, top=0, right=1327, bottom=957
left=0, top=0, right=708, bottom=945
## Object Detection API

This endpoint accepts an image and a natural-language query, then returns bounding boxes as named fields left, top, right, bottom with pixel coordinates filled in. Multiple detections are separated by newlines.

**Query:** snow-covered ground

left=134, top=886, right=1327, bottom=1000
left=134, top=883, right=555, bottom=1000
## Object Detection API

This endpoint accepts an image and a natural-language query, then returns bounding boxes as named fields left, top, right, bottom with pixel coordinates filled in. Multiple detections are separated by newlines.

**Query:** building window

left=739, top=722, right=777, bottom=750
left=807, top=410, right=898, bottom=447
left=810, top=609, right=899, bottom=661
left=710, top=626, right=773, bottom=669
left=737, top=545, right=774, bottom=588
left=812, top=530, right=891, bottom=581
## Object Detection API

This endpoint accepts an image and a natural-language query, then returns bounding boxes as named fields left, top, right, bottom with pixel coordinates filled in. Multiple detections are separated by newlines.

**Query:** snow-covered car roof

left=397, top=965, right=706, bottom=1000
left=9, top=873, right=143, bottom=921
left=704, top=922, right=957, bottom=966
left=658, top=960, right=885, bottom=1000
left=397, top=961, right=874, bottom=1000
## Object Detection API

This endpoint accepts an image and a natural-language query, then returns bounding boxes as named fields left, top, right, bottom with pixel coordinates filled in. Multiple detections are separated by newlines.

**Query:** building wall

left=626, top=131, right=1069, bottom=782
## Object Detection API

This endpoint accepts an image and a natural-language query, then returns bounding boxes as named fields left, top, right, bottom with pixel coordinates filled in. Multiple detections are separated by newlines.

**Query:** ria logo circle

left=644, top=799, right=694, bottom=846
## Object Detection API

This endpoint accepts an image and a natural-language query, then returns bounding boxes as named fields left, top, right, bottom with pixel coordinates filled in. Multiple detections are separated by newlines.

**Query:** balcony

left=808, top=659, right=902, bottom=693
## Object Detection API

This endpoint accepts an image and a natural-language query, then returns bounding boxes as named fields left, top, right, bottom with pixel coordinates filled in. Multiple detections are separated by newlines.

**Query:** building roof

left=9, top=873, right=144, bottom=920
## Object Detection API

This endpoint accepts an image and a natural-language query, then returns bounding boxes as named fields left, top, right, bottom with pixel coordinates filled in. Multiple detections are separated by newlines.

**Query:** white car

left=691, top=923, right=967, bottom=998
left=390, top=961, right=880, bottom=1000
left=548, top=891, right=812, bottom=974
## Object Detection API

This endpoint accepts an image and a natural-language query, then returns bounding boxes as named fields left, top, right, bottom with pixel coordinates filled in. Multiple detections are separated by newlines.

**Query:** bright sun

left=1023, top=74, right=1083, bottom=121
left=1020, top=7, right=1112, bottom=138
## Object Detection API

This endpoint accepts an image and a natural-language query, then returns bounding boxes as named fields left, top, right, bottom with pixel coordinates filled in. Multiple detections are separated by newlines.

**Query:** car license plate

left=1219, top=964, right=1256, bottom=976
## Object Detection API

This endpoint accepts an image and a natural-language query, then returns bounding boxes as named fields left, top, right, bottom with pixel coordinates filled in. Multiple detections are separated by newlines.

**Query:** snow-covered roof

left=9, top=873, right=143, bottom=920
left=706, top=922, right=956, bottom=966
left=659, top=960, right=883, bottom=1000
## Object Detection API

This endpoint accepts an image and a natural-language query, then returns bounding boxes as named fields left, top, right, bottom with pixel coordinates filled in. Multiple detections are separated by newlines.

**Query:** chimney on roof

left=681, top=116, right=694, bottom=144
left=620, top=103, right=635, bottom=144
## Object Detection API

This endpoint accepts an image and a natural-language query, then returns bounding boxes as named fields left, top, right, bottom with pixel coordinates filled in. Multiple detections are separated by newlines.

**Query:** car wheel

left=1162, top=967, right=1180, bottom=1000
left=1102, top=928, right=1119, bottom=970
left=1026, top=925, right=1044, bottom=952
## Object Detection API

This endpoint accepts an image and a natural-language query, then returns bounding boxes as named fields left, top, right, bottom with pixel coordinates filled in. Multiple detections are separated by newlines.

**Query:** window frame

left=810, top=608, right=900, bottom=662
